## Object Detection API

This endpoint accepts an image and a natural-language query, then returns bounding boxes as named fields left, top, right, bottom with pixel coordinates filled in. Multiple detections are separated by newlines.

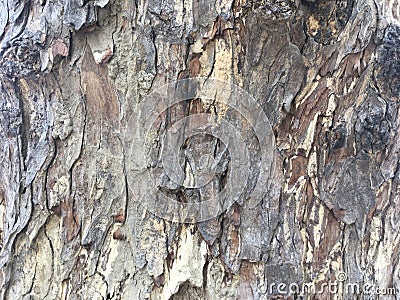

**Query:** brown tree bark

left=0, top=0, right=399, bottom=299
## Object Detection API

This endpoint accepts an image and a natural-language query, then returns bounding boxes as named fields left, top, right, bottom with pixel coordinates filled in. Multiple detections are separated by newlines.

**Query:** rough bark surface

left=0, top=0, right=400, bottom=299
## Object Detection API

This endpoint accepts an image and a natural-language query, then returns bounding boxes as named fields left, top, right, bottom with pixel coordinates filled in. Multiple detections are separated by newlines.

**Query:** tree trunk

left=0, top=0, right=399, bottom=299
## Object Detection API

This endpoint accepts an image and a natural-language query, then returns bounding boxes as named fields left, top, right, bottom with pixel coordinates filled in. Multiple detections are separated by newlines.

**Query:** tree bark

left=0, top=0, right=399, bottom=299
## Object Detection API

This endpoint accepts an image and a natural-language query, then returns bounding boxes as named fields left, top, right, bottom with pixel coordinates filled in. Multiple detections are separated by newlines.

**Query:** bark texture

left=0, top=0, right=400, bottom=299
